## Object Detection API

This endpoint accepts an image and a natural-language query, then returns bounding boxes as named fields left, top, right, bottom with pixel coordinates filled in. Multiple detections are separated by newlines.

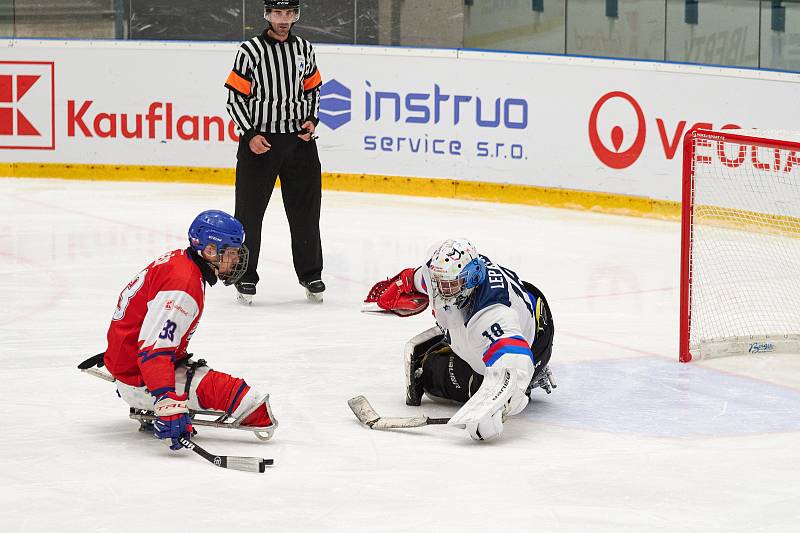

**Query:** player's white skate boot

left=526, top=366, right=557, bottom=396
left=235, top=282, right=256, bottom=305
left=300, top=279, right=325, bottom=303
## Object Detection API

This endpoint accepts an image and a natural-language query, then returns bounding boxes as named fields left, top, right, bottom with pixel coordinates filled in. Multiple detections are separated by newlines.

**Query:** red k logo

left=0, top=62, right=55, bottom=150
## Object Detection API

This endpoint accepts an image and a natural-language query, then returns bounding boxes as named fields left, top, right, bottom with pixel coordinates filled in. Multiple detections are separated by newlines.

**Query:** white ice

left=2, top=178, right=799, bottom=532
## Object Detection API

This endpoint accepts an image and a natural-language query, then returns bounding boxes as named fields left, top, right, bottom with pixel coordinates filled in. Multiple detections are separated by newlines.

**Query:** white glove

left=449, top=367, right=517, bottom=442
left=465, top=406, right=504, bottom=441
left=450, top=365, right=531, bottom=442
left=464, top=385, right=528, bottom=441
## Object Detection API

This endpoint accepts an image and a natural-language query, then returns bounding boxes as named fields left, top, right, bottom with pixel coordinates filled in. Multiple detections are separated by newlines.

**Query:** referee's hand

left=298, top=121, right=317, bottom=142
left=249, top=135, right=271, bottom=154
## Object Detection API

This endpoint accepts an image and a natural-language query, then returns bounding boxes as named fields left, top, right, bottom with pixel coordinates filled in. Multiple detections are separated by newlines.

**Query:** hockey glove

left=465, top=384, right=530, bottom=441
left=363, top=268, right=429, bottom=317
left=153, top=392, right=193, bottom=451
left=466, top=407, right=505, bottom=441
left=449, top=367, right=517, bottom=442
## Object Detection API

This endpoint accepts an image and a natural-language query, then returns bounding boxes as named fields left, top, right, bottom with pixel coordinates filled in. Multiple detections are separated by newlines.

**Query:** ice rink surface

left=2, top=178, right=800, bottom=532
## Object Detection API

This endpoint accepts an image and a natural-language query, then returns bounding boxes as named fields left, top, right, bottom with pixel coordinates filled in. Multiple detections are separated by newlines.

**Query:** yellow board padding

left=1, top=162, right=235, bottom=184
left=0, top=162, right=682, bottom=220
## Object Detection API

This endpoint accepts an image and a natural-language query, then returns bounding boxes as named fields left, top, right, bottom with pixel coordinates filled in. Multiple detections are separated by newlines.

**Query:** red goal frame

left=679, top=128, right=800, bottom=362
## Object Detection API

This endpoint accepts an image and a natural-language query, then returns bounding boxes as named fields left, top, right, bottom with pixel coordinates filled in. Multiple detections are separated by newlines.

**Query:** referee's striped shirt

left=225, top=30, right=322, bottom=140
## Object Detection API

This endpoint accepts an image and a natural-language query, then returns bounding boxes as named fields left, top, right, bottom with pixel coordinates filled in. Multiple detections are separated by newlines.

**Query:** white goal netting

left=682, top=129, right=800, bottom=360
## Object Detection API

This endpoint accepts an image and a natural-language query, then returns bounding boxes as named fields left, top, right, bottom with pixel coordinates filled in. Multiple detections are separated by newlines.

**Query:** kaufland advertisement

left=3, top=40, right=800, bottom=202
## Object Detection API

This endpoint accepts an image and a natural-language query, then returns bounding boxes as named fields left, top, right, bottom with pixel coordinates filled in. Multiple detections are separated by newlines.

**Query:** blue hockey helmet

left=188, top=210, right=248, bottom=285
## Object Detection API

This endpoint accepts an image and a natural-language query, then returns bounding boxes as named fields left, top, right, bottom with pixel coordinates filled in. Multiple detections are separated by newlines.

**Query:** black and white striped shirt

left=225, top=31, right=322, bottom=139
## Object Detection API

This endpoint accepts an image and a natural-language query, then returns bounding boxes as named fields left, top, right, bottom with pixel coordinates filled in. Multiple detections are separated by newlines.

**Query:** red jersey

left=104, top=248, right=209, bottom=397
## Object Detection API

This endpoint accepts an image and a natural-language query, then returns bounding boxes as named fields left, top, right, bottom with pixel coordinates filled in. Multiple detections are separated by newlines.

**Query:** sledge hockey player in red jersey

left=363, top=238, right=556, bottom=441
left=92, top=210, right=276, bottom=450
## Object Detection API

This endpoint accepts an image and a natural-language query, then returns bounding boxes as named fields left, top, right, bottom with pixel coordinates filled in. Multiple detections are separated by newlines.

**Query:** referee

left=225, top=0, right=325, bottom=304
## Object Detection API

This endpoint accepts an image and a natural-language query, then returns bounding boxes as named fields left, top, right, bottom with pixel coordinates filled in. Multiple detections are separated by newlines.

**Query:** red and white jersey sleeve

left=104, top=249, right=205, bottom=397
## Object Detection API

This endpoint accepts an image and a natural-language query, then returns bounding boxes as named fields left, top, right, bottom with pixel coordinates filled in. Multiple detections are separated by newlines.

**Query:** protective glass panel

left=251, top=0, right=357, bottom=44
left=760, top=0, right=800, bottom=72
left=13, top=0, right=123, bottom=39
left=354, top=0, right=380, bottom=44
left=464, top=0, right=566, bottom=54
left=130, top=0, right=242, bottom=41
left=666, top=0, right=759, bottom=67
left=567, top=0, right=666, bottom=60
left=383, top=0, right=462, bottom=48
left=0, top=0, right=13, bottom=37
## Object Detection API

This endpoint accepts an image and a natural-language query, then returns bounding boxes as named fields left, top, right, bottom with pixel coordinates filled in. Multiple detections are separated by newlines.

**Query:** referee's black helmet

left=264, top=0, right=300, bottom=24
left=264, top=0, right=300, bottom=8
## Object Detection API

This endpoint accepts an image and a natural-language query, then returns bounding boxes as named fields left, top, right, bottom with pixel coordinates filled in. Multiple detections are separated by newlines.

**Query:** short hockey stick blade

left=360, top=304, right=422, bottom=318
left=347, top=395, right=449, bottom=430
left=361, top=301, right=388, bottom=314
left=80, top=367, right=116, bottom=383
left=179, top=437, right=273, bottom=473
left=78, top=353, right=116, bottom=382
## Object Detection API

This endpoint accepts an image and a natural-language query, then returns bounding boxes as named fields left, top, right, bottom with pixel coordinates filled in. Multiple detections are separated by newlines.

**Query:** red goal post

left=680, top=128, right=800, bottom=362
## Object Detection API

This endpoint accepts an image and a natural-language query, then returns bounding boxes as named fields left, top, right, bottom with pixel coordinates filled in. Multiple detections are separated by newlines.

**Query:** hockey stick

left=348, top=369, right=516, bottom=431
left=178, top=437, right=273, bottom=473
left=347, top=395, right=449, bottom=430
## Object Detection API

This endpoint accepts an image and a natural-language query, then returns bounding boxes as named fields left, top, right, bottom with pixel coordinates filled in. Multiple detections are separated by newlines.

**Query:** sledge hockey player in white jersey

left=79, top=210, right=277, bottom=450
left=363, top=238, right=556, bottom=441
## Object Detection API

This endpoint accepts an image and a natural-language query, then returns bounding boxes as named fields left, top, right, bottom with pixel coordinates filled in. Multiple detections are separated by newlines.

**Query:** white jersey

left=414, top=255, right=538, bottom=385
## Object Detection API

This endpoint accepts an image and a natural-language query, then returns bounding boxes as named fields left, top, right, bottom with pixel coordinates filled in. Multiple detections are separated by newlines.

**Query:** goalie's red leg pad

left=194, top=369, right=272, bottom=427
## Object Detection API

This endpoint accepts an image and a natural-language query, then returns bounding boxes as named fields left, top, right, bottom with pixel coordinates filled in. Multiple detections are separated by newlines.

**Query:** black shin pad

left=421, top=346, right=483, bottom=404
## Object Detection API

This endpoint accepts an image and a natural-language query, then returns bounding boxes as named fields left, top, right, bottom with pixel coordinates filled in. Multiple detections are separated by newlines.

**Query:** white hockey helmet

left=427, top=238, right=486, bottom=308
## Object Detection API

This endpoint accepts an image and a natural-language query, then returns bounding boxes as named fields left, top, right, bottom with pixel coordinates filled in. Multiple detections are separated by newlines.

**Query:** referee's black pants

left=234, top=133, right=323, bottom=287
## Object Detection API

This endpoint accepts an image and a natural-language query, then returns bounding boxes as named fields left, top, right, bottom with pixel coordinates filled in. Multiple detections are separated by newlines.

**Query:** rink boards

left=2, top=39, right=800, bottom=217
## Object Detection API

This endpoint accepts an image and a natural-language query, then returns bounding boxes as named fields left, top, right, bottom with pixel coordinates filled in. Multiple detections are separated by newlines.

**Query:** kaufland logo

left=319, top=79, right=351, bottom=130
left=0, top=62, right=55, bottom=150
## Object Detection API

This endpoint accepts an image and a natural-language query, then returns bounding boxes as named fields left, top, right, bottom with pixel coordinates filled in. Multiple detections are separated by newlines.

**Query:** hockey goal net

left=680, top=128, right=800, bottom=362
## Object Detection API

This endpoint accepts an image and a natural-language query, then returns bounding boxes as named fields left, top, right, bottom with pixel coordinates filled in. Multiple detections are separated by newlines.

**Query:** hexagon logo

left=319, top=79, right=351, bottom=131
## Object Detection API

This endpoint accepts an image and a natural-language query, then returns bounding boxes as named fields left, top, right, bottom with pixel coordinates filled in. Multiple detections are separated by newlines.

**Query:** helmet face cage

left=216, top=244, right=249, bottom=286
left=188, top=210, right=247, bottom=284
left=436, top=276, right=465, bottom=299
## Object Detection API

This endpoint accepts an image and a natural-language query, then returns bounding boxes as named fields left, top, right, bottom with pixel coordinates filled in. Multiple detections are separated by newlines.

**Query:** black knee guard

left=405, top=327, right=446, bottom=406
left=421, top=345, right=483, bottom=404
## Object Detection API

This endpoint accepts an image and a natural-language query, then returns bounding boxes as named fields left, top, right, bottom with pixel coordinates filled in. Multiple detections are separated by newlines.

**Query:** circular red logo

left=589, top=91, right=646, bottom=169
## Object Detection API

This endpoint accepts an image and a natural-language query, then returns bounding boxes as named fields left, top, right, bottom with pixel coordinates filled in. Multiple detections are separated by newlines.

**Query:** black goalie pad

left=404, top=328, right=446, bottom=406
